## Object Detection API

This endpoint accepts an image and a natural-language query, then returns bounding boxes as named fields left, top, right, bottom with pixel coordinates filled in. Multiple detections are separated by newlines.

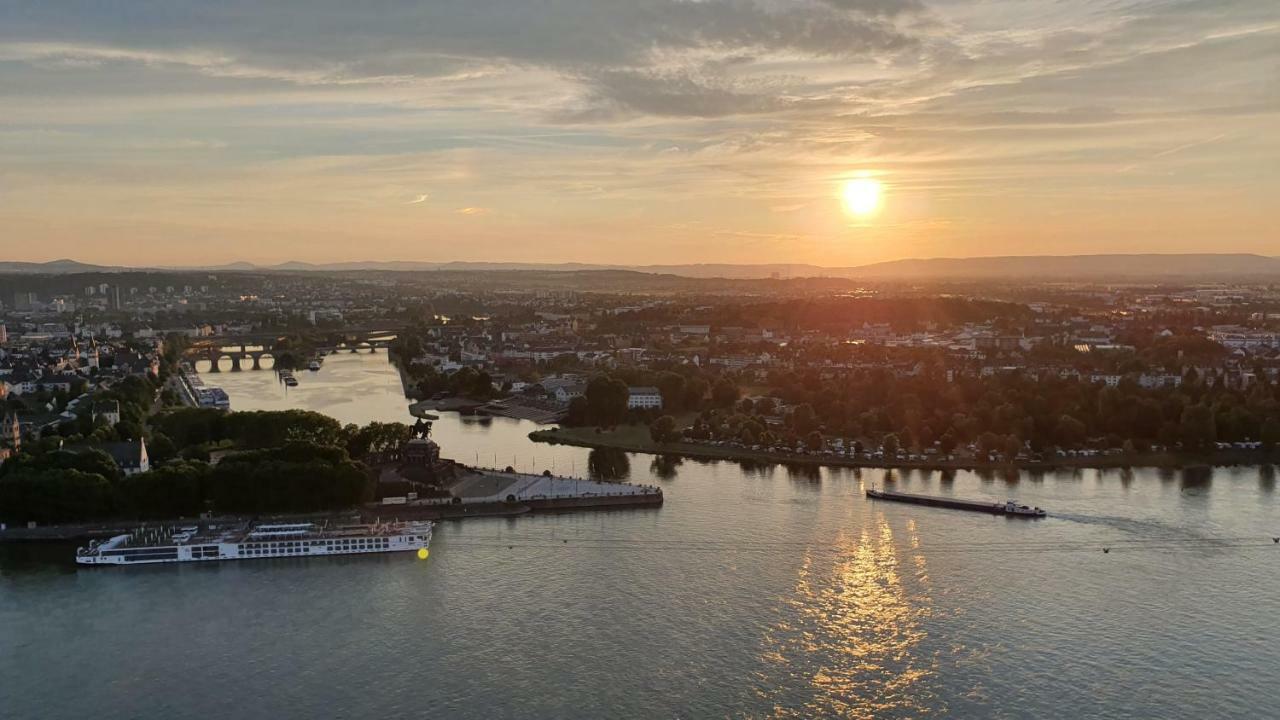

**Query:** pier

left=372, top=467, right=663, bottom=520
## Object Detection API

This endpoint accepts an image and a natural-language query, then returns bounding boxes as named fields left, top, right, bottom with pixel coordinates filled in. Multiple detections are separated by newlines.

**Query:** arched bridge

left=187, top=324, right=406, bottom=372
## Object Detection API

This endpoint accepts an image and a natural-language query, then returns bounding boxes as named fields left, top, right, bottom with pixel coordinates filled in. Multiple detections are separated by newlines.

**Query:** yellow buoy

left=417, top=547, right=429, bottom=560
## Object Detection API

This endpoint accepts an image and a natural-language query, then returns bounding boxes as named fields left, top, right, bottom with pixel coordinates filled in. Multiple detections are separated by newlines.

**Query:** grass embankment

left=529, top=422, right=1278, bottom=471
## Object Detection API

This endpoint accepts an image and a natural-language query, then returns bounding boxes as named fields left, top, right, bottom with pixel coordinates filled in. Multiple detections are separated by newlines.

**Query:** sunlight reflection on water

left=756, top=517, right=940, bottom=718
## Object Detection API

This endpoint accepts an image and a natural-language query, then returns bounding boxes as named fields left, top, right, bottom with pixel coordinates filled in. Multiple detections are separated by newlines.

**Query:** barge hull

left=867, top=489, right=1043, bottom=517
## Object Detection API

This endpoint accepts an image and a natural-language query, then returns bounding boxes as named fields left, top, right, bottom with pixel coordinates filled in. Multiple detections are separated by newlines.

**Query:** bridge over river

left=186, top=324, right=406, bottom=371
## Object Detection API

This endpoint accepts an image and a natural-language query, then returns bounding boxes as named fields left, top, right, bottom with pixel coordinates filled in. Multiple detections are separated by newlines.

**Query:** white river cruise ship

left=75, top=518, right=433, bottom=566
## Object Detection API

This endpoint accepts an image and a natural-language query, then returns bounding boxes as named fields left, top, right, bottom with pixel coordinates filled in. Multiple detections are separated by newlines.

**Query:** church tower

left=1, top=413, right=19, bottom=455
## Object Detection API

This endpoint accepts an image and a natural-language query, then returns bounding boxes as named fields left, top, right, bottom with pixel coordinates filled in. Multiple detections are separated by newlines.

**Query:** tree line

left=673, top=366, right=1280, bottom=459
left=0, top=410, right=411, bottom=524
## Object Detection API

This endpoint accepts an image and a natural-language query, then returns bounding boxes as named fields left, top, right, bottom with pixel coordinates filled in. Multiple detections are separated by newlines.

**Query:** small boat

left=866, top=488, right=1046, bottom=517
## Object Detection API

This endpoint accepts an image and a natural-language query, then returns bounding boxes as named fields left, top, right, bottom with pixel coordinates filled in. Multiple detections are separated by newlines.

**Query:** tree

left=805, top=430, right=824, bottom=452
left=564, top=396, right=591, bottom=426
left=711, top=378, right=740, bottom=408
left=789, top=403, right=818, bottom=435
left=148, top=433, right=178, bottom=464
left=977, top=431, right=1002, bottom=460
left=1262, top=417, right=1280, bottom=450
left=683, top=377, right=710, bottom=410
left=1179, top=403, right=1216, bottom=449
left=649, top=415, right=677, bottom=444
left=115, top=461, right=211, bottom=518
left=881, top=433, right=900, bottom=457
left=585, top=375, right=629, bottom=427
left=655, top=372, right=686, bottom=413
left=938, top=431, right=958, bottom=455
left=1054, top=415, right=1087, bottom=446
left=343, top=422, right=412, bottom=459
left=0, top=468, right=115, bottom=524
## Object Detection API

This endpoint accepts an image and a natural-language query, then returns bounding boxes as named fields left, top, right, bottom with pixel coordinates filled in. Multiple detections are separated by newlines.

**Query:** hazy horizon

left=2, top=0, right=1278, bottom=266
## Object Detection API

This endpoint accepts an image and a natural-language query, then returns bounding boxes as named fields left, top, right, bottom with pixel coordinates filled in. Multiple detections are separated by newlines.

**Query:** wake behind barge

left=866, top=488, right=1046, bottom=517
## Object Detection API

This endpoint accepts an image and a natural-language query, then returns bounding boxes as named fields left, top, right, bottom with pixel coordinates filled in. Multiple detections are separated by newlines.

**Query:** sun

left=841, top=178, right=882, bottom=217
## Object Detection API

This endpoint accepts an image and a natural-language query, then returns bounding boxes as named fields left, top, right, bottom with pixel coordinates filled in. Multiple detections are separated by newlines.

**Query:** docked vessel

left=75, top=519, right=433, bottom=565
left=866, top=488, right=1046, bottom=517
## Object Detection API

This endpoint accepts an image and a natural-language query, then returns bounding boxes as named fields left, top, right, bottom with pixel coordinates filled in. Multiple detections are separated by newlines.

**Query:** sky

left=1, top=0, right=1277, bottom=267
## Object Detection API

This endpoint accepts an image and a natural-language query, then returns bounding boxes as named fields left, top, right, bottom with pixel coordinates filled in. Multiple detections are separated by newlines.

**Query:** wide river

left=4, top=352, right=1279, bottom=718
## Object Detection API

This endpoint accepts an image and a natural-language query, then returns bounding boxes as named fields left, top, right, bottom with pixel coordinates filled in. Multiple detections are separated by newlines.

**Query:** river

left=3, top=352, right=1278, bottom=718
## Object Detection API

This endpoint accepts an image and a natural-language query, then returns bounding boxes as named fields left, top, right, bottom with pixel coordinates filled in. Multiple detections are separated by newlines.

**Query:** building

left=92, top=400, right=121, bottom=426
left=101, top=438, right=149, bottom=475
left=540, top=377, right=586, bottom=405
left=627, top=386, right=663, bottom=410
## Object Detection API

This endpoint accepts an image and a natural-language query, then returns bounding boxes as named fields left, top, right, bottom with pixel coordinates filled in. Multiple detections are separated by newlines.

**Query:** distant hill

left=837, top=254, right=1280, bottom=279
left=217, top=254, right=1280, bottom=279
left=3, top=254, right=1279, bottom=279
left=0, top=259, right=122, bottom=274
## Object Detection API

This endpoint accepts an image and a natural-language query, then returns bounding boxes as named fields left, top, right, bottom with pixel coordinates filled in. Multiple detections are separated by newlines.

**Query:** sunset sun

left=841, top=178, right=882, bottom=217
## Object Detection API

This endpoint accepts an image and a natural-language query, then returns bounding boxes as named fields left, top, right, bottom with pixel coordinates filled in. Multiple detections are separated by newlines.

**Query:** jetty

left=375, top=468, right=662, bottom=521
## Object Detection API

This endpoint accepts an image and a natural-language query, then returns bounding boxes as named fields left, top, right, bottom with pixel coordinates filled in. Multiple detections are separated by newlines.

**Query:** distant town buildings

left=627, top=386, right=663, bottom=410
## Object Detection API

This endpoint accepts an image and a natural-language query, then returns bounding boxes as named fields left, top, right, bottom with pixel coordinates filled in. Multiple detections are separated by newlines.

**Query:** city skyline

left=2, top=0, right=1278, bottom=266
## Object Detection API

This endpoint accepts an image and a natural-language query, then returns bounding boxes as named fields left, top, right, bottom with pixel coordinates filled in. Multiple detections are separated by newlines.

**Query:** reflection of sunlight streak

left=756, top=517, right=940, bottom=717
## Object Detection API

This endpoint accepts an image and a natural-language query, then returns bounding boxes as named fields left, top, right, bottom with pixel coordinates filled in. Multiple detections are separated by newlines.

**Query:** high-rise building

left=0, top=323, right=7, bottom=344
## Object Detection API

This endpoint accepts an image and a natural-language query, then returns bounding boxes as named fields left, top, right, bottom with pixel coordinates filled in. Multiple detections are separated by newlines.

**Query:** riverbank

left=529, top=424, right=1279, bottom=471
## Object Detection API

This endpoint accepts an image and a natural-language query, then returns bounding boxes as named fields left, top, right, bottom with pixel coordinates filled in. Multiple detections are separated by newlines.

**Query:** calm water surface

left=3, top=353, right=1279, bottom=718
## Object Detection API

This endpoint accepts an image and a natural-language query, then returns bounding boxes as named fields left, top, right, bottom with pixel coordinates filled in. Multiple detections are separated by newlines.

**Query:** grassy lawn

left=531, top=413, right=698, bottom=451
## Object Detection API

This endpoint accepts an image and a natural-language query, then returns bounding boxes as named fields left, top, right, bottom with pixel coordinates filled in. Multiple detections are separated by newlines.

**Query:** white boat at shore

left=75, top=519, right=433, bottom=566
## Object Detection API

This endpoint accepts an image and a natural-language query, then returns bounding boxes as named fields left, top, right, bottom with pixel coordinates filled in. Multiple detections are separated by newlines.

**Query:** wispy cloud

left=0, top=0, right=1276, bottom=265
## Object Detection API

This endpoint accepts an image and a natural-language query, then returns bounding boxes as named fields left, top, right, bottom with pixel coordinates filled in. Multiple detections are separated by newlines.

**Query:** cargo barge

left=866, top=488, right=1046, bottom=517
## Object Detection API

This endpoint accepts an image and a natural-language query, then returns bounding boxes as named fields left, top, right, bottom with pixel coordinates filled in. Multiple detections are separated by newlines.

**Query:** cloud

left=1, top=0, right=1277, bottom=265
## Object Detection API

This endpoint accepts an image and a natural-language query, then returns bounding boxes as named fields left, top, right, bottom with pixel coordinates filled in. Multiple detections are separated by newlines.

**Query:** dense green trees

left=342, top=422, right=412, bottom=459
left=583, top=375, right=629, bottom=427
left=152, top=408, right=345, bottom=449
left=206, top=443, right=372, bottom=513
left=0, top=469, right=114, bottom=524
left=399, top=353, right=496, bottom=400
left=114, top=461, right=210, bottom=518
left=0, top=410, right=391, bottom=524
left=649, top=415, right=677, bottom=443
left=760, top=365, right=1280, bottom=454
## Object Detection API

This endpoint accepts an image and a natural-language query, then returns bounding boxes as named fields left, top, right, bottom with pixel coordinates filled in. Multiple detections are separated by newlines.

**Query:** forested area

left=675, top=366, right=1280, bottom=460
left=0, top=410, right=408, bottom=524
